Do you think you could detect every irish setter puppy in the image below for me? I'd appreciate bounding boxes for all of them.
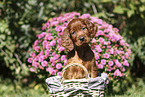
[61,18,98,79]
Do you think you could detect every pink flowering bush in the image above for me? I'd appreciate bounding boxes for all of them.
[28,12,131,83]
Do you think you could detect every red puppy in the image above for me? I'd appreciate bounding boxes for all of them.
[61,18,98,79]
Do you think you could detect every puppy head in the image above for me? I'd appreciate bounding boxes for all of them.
[61,18,98,51]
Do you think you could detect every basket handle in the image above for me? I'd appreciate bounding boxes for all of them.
[61,63,90,83]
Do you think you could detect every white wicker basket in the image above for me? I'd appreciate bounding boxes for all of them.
[46,63,107,97]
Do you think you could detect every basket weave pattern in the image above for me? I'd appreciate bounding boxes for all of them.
[46,63,107,97]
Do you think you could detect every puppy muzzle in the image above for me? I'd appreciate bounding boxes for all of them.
[79,36,85,42]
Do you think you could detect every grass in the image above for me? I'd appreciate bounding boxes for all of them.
[0,76,144,97]
[112,77,145,97]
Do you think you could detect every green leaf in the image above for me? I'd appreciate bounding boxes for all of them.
[113,6,125,14]
[139,5,145,12]
[129,3,136,10]
[0,34,6,40]
[127,10,134,18]
[101,0,111,3]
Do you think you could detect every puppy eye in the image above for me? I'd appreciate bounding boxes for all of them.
[72,32,75,34]
[82,27,86,30]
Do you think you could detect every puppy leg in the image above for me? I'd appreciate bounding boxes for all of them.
[83,59,97,78]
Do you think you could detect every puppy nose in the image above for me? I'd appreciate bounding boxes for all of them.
[79,36,85,41]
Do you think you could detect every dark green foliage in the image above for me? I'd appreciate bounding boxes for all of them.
[0,0,145,95]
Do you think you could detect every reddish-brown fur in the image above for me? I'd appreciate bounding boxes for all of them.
[61,18,98,79]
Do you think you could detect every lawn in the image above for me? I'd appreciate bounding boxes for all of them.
[0,77,144,97]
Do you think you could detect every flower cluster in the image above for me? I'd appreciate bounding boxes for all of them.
[28,12,131,83]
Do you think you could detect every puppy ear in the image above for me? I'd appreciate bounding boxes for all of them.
[83,19,98,38]
[61,28,74,51]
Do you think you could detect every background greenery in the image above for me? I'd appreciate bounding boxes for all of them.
[0,0,145,96]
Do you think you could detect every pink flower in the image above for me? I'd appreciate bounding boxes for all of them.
[62,23,68,27]
[57,72,61,76]
[57,59,61,62]
[41,61,48,67]
[34,46,40,52]
[52,52,56,56]
[114,69,121,76]
[64,60,67,66]
[95,54,99,60]
[127,49,131,54]
[34,40,39,46]
[123,60,129,67]
[98,64,103,69]
[90,17,98,23]
[58,47,65,51]
[42,40,47,48]
[39,55,45,62]
[48,67,56,75]
[113,28,119,32]
[81,14,91,19]
[106,80,109,84]
[121,56,125,60]
[45,50,50,55]
[47,29,50,32]
[44,33,51,40]
[61,55,66,61]
[101,59,106,65]
[30,52,36,58]
[50,57,55,63]
[53,54,59,60]
[99,37,105,43]
[106,68,111,72]
[60,18,67,23]
[107,46,111,49]
[46,44,50,49]
[56,63,62,69]
[32,62,39,68]
[115,60,122,67]
[37,32,46,39]
[51,70,57,75]
[92,38,97,43]
[97,48,102,52]
[120,40,125,46]
[48,36,54,40]
[50,40,56,46]
[97,30,104,35]
[39,51,44,55]
[95,45,100,49]
[104,53,110,59]
[108,61,113,66]
[28,58,33,63]
[125,43,130,47]
[57,39,61,44]
[96,61,98,65]
[104,29,109,33]
[46,67,49,72]
[109,48,114,54]
[42,22,49,30]
[96,19,103,24]
[34,56,39,62]
[30,68,36,72]
[47,67,53,72]
[58,32,63,36]
[51,62,56,66]
[107,41,111,45]
[55,25,62,32]
[121,67,125,72]
[51,21,59,27]
[125,52,129,58]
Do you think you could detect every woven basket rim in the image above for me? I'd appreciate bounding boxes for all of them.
[61,63,90,83]
[63,78,90,82]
